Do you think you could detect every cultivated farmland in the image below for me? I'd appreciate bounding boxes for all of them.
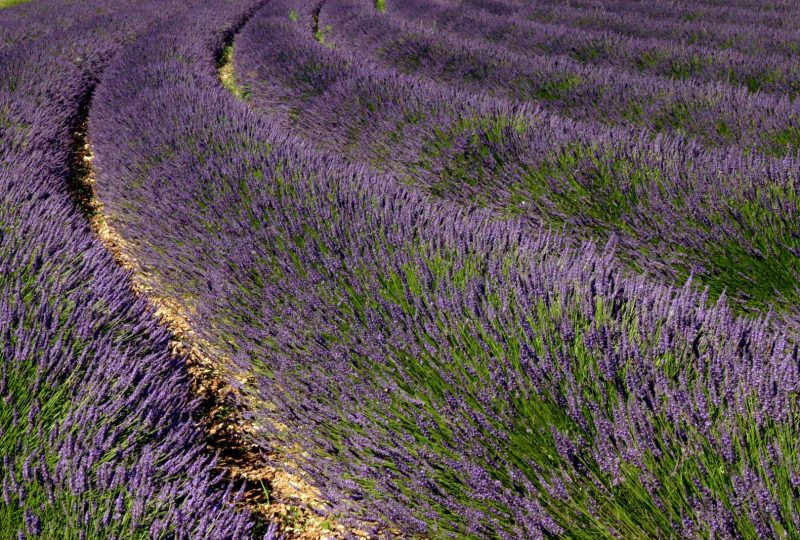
[3,0,800,539]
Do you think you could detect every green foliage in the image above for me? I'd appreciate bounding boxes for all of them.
[315,23,334,45]
[218,45,249,99]
[0,0,29,8]
[516,144,800,313]
[763,125,800,157]
[636,49,670,71]
[570,40,606,62]
[530,74,585,101]
[0,254,181,538]
[651,100,694,136]
[410,113,527,197]
[413,123,800,315]
[668,54,707,80]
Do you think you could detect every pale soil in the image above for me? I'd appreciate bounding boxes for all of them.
[73,123,369,539]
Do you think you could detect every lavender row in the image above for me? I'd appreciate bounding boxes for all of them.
[454,0,800,39]
[89,0,800,536]
[0,0,265,537]
[235,0,800,318]
[318,0,800,157]
[527,0,800,31]
[471,0,800,24]
[387,0,800,98]
[523,1,800,59]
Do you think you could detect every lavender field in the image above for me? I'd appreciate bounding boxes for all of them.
[2,0,800,538]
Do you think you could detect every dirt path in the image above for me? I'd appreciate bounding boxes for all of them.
[70,114,358,540]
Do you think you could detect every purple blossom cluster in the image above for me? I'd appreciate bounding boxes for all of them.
[233,0,800,317]
[0,0,270,537]
[523,0,800,59]
[313,0,800,156]
[389,0,800,97]
[85,0,800,538]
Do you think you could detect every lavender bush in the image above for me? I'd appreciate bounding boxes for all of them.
[523,0,800,59]
[232,2,800,318]
[387,0,800,97]
[0,0,266,537]
[313,0,800,157]
[86,0,800,537]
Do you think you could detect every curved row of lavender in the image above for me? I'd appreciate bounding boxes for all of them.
[0,1,267,537]
[523,0,800,36]
[538,0,798,27]
[539,0,799,28]
[90,0,800,537]
[313,0,800,157]
[522,0,800,59]
[233,0,800,318]
[388,0,800,97]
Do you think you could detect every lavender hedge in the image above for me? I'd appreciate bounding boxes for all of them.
[386,0,800,98]
[526,0,800,32]
[233,2,800,318]
[523,0,800,59]
[0,1,264,537]
[314,0,800,157]
[88,0,800,537]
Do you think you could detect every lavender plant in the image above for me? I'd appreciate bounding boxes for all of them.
[0,0,268,537]
[387,0,800,98]
[87,0,800,537]
[314,0,800,157]
[232,3,800,318]
[525,0,800,31]
[523,0,800,59]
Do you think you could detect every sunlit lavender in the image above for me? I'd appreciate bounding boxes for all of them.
[3,0,800,538]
